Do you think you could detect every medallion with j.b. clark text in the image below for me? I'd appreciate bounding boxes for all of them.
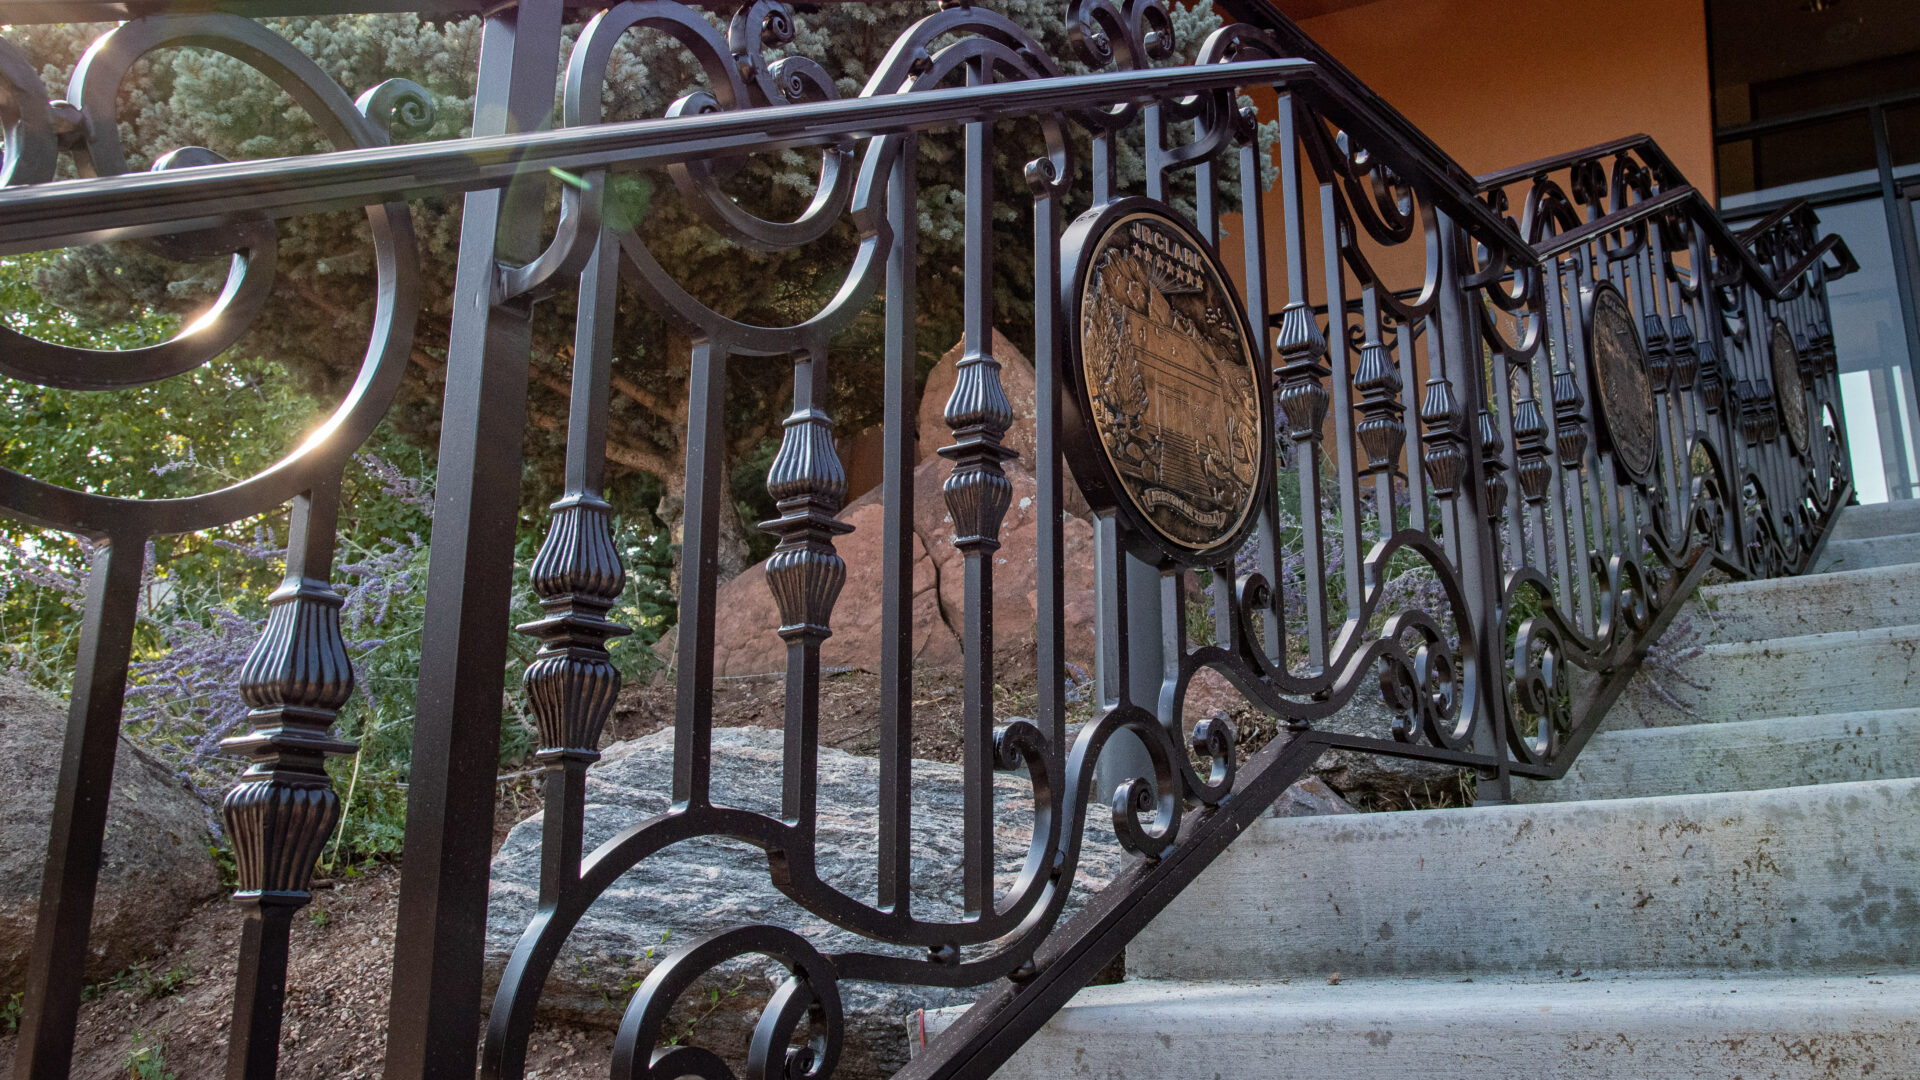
[1586,282,1658,484]
[1771,318,1810,456]
[1061,199,1272,566]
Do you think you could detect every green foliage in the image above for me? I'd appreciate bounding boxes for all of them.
[0,254,677,870]
[83,961,195,1004]
[124,1031,175,1080]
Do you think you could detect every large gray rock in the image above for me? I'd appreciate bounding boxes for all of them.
[485,727,1354,1076]
[1306,695,1469,810]
[0,678,221,993]
[485,727,1126,1079]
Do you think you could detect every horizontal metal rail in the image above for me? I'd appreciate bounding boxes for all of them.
[0,56,1530,255]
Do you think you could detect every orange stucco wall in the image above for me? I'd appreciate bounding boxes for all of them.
[1288,0,1715,188]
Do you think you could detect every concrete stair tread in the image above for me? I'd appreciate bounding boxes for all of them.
[936,972,1920,1079]
[1813,532,1920,573]
[1696,619,1920,653]
[1691,559,1920,642]
[1830,499,1920,541]
[1126,777,1920,983]
[1612,622,1920,728]
[1515,708,1920,803]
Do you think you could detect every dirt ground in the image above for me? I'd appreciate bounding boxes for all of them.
[0,864,618,1080]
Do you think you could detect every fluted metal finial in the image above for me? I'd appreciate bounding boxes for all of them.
[1419,376,1466,496]
[1551,366,1588,467]
[1511,396,1550,503]
[520,492,631,761]
[1275,302,1331,442]
[1698,336,1726,413]
[224,572,357,896]
[1478,407,1508,521]
[764,361,853,641]
[940,340,1016,552]
[1669,314,1699,390]
[1353,339,1405,474]
[1641,313,1673,393]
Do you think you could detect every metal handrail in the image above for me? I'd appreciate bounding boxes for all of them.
[0,56,1523,255]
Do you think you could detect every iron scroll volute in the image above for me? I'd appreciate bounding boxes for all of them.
[1058,197,1275,568]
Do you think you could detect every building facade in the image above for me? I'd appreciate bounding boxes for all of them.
[1277,0,1920,503]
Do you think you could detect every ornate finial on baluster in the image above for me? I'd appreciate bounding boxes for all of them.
[520,493,632,762]
[1511,396,1550,504]
[1353,339,1404,475]
[1275,302,1331,443]
[1551,366,1588,468]
[1810,302,1837,373]
[940,338,1016,555]
[1737,379,1762,445]
[1478,408,1508,521]
[764,367,854,642]
[1669,314,1699,390]
[1755,378,1780,444]
[1419,376,1466,496]
[1698,336,1726,413]
[223,575,357,902]
[1641,313,1673,393]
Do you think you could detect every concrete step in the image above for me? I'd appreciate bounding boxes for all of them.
[1513,709,1920,802]
[1689,560,1920,643]
[1814,532,1920,573]
[931,972,1920,1080]
[1608,622,1920,729]
[1124,777,1919,983]
[1831,498,1920,541]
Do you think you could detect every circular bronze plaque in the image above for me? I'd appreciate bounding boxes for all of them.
[1586,282,1658,484]
[1771,318,1809,456]
[1061,199,1271,565]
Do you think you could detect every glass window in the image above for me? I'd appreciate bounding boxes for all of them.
[1821,197,1920,503]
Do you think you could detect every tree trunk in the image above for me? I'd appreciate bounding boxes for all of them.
[656,467,752,596]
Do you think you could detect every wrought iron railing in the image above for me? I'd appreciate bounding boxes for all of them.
[0,2,1855,1079]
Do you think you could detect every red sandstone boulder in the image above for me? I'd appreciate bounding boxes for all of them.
[703,456,1097,679]
[697,330,1103,680]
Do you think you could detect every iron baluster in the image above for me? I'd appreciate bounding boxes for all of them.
[877,130,919,917]
[1030,155,1070,775]
[763,344,852,829]
[384,5,562,1076]
[521,231,632,904]
[223,478,358,1080]
[14,538,145,1080]
[945,54,1016,918]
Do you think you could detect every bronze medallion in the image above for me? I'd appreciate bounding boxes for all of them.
[1771,318,1809,456]
[1062,200,1270,563]
[1587,282,1658,484]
